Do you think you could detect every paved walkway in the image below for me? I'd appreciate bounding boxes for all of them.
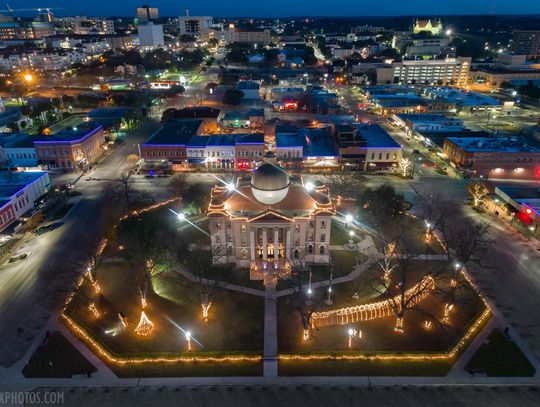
[448,317,497,377]
[263,282,278,377]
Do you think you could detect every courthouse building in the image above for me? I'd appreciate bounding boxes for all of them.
[207,152,335,280]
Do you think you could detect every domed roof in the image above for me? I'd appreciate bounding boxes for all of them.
[250,163,290,205]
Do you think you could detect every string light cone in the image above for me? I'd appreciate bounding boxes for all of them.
[135,311,155,336]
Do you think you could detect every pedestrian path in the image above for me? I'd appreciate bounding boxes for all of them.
[263,282,278,377]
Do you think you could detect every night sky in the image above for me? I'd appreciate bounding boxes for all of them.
[11,0,540,17]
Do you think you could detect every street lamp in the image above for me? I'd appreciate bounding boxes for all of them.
[348,328,355,348]
[177,212,186,221]
[304,181,314,192]
[185,330,192,351]
[226,182,235,192]
[23,73,33,83]
[306,270,313,304]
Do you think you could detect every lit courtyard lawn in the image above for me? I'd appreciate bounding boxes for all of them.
[67,261,264,351]
[64,202,265,376]
[277,261,485,355]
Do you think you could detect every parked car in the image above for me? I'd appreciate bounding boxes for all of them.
[34,222,64,236]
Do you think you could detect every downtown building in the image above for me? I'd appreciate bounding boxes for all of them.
[34,123,106,171]
[140,119,264,171]
[138,22,164,50]
[136,5,159,23]
[0,171,51,233]
[443,137,540,180]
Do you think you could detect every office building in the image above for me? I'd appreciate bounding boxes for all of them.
[512,30,540,57]
[138,22,164,49]
[136,5,159,23]
[178,15,213,36]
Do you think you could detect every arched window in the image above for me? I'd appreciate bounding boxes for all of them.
[308,244,313,254]
[319,245,325,255]
[227,245,233,256]
[293,249,299,259]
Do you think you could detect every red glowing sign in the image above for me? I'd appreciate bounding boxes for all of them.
[236,160,250,170]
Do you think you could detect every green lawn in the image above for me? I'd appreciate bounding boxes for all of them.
[111,361,262,378]
[331,218,365,246]
[465,329,536,377]
[22,331,96,378]
[279,358,453,376]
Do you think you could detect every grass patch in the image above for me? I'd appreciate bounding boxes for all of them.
[279,358,453,376]
[50,203,75,220]
[331,218,364,246]
[110,361,262,378]
[465,329,536,377]
[22,331,96,378]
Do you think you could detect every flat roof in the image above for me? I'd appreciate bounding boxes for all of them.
[32,123,103,144]
[356,124,402,148]
[235,133,264,144]
[496,186,540,216]
[207,134,236,147]
[87,107,133,118]
[397,113,461,122]
[143,120,202,146]
[446,137,539,153]
[237,81,260,90]
[424,87,500,106]
[0,171,48,198]
[176,107,220,119]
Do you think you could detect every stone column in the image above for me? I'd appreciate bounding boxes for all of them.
[274,228,279,262]
[250,228,256,261]
[286,228,292,260]
[262,228,268,261]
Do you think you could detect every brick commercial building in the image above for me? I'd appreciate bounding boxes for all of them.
[141,119,264,171]
[141,120,204,169]
[443,137,540,180]
[34,123,106,171]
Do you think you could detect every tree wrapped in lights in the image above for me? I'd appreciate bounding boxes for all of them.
[467,182,489,208]
[366,231,439,335]
[399,157,412,177]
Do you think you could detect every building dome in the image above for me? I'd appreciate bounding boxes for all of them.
[250,163,290,205]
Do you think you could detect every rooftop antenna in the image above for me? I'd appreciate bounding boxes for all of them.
[185,9,189,17]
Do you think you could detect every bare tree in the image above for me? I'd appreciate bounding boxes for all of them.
[366,233,442,334]
[325,172,364,199]
[169,173,188,198]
